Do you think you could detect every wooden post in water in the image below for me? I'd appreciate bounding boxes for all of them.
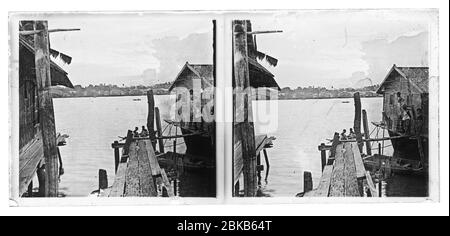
[147,90,156,150]
[27,181,33,197]
[233,20,257,197]
[378,143,382,155]
[113,141,120,173]
[329,132,340,164]
[34,21,59,197]
[155,107,165,153]
[362,110,372,155]
[99,169,108,190]
[37,164,46,197]
[353,92,363,153]
[320,143,327,171]
[304,171,313,193]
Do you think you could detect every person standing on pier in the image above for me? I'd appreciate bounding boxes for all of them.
[348,128,356,139]
[140,126,149,137]
[341,129,348,140]
[133,127,140,137]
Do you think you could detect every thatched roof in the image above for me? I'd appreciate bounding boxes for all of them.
[19,35,74,88]
[377,65,428,94]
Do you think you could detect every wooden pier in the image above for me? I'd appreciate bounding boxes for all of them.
[305,141,377,197]
[109,136,174,197]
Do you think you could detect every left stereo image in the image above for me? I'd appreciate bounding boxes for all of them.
[12,14,216,199]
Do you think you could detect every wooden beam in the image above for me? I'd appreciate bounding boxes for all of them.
[314,165,334,197]
[155,107,165,153]
[362,110,372,155]
[330,132,340,158]
[320,143,327,171]
[247,30,283,35]
[113,141,120,173]
[353,92,363,153]
[136,140,157,197]
[109,162,127,197]
[20,28,80,35]
[144,140,161,176]
[343,143,360,197]
[124,142,140,197]
[329,144,345,197]
[303,171,313,193]
[233,20,257,197]
[34,21,59,197]
[161,169,175,197]
[351,143,367,180]
[365,171,378,197]
[147,90,156,149]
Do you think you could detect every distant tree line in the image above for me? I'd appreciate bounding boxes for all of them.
[50,82,172,98]
[51,82,380,99]
[278,84,381,100]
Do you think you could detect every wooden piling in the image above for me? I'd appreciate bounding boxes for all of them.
[320,143,327,171]
[353,92,363,153]
[378,143,382,155]
[34,21,59,197]
[99,169,108,190]
[330,132,340,161]
[155,107,165,153]
[234,181,240,197]
[263,149,270,181]
[362,109,372,155]
[233,20,257,197]
[304,171,313,193]
[114,141,120,173]
[147,90,156,149]
[27,181,33,197]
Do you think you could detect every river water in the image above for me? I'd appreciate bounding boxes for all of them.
[52,96,424,197]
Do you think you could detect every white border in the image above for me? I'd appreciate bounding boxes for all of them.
[2,0,449,216]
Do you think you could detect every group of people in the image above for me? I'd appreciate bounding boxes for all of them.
[340,128,357,140]
[133,126,149,138]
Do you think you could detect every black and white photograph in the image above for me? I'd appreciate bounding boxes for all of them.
[11,13,217,199]
[3,0,448,217]
[232,10,439,198]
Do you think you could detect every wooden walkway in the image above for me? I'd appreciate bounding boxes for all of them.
[109,139,174,197]
[305,142,377,197]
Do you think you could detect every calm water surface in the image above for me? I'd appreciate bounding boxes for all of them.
[53,95,188,197]
[252,97,399,197]
[52,96,422,197]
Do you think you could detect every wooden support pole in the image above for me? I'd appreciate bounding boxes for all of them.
[233,20,257,197]
[330,132,340,159]
[99,169,108,190]
[378,143,382,155]
[304,171,313,193]
[147,90,156,149]
[378,181,383,197]
[155,107,165,153]
[256,153,262,185]
[34,21,59,197]
[122,130,133,160]
[362,110,372,155]
[234,181,240,197]
[27,181,33,197]
[263,149,270,181]
[113,141,120,173]
[353,92,363,153]
[411,107,426,166]
[320,143,327,171]
[36,165,46,197]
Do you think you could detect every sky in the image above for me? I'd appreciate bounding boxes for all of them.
[45,10,437,88]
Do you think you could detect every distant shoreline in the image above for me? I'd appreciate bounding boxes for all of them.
[54,94,381,100]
